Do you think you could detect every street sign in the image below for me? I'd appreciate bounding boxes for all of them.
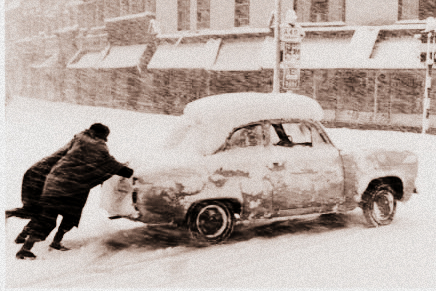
[280,25,304,43]
[277,9,305,92]
[281,22,304,91]
[283,66,300,89]
[282,42,301,66]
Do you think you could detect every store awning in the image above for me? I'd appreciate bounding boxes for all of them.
[211,38,265,71]
[263,34,425,70]
[301,37,353,69]
[147,39,221,70]
[30,53,59,69]
[363,37,424,69]
[67,50,106,69]
[98,44,148,69]
[262,36,354,70]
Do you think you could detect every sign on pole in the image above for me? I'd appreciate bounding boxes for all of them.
[283,67,300,89]
[280,10,304,91]
[283,42,301,65]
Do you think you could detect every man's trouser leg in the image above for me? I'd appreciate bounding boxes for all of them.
[50,216,75,251]
[16,208,58,259]
[15,222,31,244]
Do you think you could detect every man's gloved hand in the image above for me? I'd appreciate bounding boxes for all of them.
[117,166,134,178]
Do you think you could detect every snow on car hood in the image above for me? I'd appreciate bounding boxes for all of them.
[130,116,226,174]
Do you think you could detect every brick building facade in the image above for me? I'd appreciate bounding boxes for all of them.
[5,0,436,132]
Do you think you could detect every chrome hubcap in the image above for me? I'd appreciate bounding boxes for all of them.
[373,191,394,221]
[196,205,228,238]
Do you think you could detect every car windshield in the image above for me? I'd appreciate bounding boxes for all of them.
[163,118,225,156]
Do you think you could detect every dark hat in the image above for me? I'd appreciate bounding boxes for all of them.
[89,123,110,141]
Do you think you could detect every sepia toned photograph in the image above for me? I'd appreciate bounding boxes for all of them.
[3,0,436,289]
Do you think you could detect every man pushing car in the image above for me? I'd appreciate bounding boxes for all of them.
[6,123,134,260]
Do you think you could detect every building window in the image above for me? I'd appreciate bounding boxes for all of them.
[81,2,96,28]
[420,0,436,19]
[178,0,190,31]
[96,0,105,26]
[144,0,156,13]
[121,0,129,16]
[295,0,344,22]
[311,0,328,22]
[197,0,210,29]
[399,0,436,20]
[105,0,120,18]
[129,0,142,14]
[68,6,79,26]
[235,0,249,27]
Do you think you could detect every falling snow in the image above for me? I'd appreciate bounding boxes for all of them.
[3,96,436,289]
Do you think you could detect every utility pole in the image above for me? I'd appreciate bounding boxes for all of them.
[423,31,432,134]
[421,17,436,134]
[273,0,281,93]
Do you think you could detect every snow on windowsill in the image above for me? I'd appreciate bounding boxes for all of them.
[90,25,106,31]
[300,21,346,27]
[42,34,58,40]
[157,27,272,40]
[104,11,155,23]
[54,25,79,34]
[379,22,426,31]
[14,37,35,44]
[85,32,107,39]
[303,23,427,34]
[395,19,426,25]
[14,34,49,43]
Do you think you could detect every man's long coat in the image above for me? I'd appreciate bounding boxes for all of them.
[20,144,72,213]
[40,130,125,227]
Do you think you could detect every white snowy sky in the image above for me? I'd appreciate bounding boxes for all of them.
[2,96,436,290]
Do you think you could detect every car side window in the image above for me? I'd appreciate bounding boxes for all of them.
[226,124,264,150]
[270,122,325,147]
[282,123,311,145]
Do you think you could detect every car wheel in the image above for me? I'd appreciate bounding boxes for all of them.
[362,185,397,227]
[188,201,234,243]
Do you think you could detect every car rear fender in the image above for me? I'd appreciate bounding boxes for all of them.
[341,149,418,206]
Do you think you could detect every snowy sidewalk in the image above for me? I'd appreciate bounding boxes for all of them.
[4,96,436,289]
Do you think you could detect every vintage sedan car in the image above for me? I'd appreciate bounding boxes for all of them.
[101,92,419,243]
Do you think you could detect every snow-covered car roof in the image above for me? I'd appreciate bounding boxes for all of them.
[183,92,324,128]
[163,92,325,156]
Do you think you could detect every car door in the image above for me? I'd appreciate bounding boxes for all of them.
[265,120,344,215]
[206,122,274,220]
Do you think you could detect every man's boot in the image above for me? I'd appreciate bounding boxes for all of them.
[49,229,70,251]
[16,236,38,260]
[15,227,29,244]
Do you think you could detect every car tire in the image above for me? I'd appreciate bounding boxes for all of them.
[188,201,234,244]
[362,184,397,227]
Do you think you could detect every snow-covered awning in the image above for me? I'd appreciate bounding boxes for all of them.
[67,50,106,69]
[104,11,155,23]
[301,37,353,69]
[211,38,266,71]
[262,36,354,70]
[147,39,221,70]
[30,53,59,69]
[98,44,148,69]
[363,36,425,69]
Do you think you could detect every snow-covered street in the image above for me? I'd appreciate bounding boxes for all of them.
[3,96,436,289]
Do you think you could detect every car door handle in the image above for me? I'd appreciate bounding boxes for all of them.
[268,162,285,171]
